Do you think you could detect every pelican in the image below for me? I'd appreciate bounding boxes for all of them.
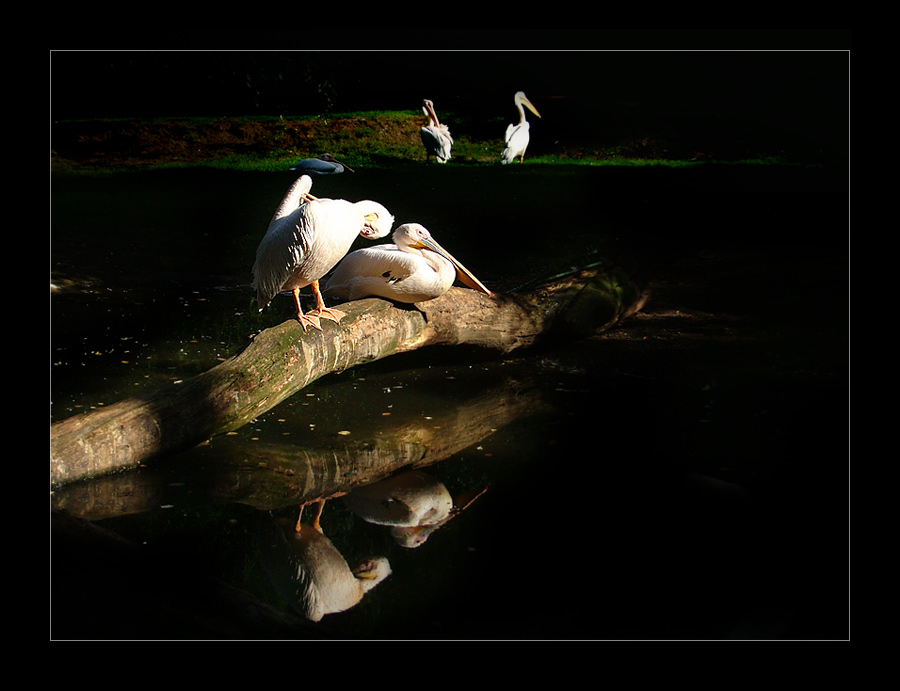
[289,153,354,174]
[420,99,453,163]
[262,500,392,622]
[324,223,491,303]
[501,91,542,164]
[343,471,488,548]
[252,175,394,330]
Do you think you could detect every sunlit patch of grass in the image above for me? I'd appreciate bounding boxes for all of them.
[53,111,822,173]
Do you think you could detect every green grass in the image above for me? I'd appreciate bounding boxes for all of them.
[53,110,823,174]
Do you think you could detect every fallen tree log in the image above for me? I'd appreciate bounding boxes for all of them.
[50,263,648,488]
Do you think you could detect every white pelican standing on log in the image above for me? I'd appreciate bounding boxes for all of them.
[324,223,491,303]
[501,91,542,164]
[252,175,394,330]
[420,99,453,163]
[289,153,354,174]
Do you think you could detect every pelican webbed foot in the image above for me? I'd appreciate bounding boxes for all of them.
[308,306,348,324]
[292,287,323,331]
[309,280,347,324]
[296,313,323,331]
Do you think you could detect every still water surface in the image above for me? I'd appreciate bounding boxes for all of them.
[51,165,844,639]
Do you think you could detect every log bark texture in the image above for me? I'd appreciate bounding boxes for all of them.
[50,265,647,488]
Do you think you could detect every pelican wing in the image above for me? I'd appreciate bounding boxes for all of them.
[502,123,531,163]
[251,204,314,310]
[270,175,313,224]
[420,125,453,162]
[325,245,424,301]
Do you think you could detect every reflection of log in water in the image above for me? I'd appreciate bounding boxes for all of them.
[50,265,647,487]
[51,376,545,520]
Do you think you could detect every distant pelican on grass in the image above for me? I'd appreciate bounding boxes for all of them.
[420,99,453,163]
[501,91,542,164]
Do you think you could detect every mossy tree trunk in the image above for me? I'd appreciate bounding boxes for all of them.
[50,265,647,488]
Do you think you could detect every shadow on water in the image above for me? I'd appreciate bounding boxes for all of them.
[50,165,848,640]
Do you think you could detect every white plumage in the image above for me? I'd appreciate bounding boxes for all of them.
[501,91,542,164]
[251,175,394,330]
[269,501,392,622]
[420,99,453,163]
[343,471,489,548]
[324,223,491,303]
[343,470,454,548]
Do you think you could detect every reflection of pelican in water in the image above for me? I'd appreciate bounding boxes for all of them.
[263,500,392,622]
[343,470,487,548]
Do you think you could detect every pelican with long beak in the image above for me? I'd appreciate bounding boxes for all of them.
[501,91,542,164]
[324,223,491,303]
[420,99,453,163]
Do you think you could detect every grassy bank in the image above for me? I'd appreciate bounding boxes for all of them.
[50,110,827,173]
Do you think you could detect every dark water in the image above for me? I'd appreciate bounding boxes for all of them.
[50,164,849,640]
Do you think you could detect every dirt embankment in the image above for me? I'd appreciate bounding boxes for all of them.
[51,111,835,171]
[50,115,421,170]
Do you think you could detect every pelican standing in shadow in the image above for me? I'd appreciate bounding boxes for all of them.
[264,500,392,622]
[252,175,394,330]
[289,153,354,174]
[343,471,488,548]
[501,91,542,164]
[420,99,453,163]
[324,223,491,303]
